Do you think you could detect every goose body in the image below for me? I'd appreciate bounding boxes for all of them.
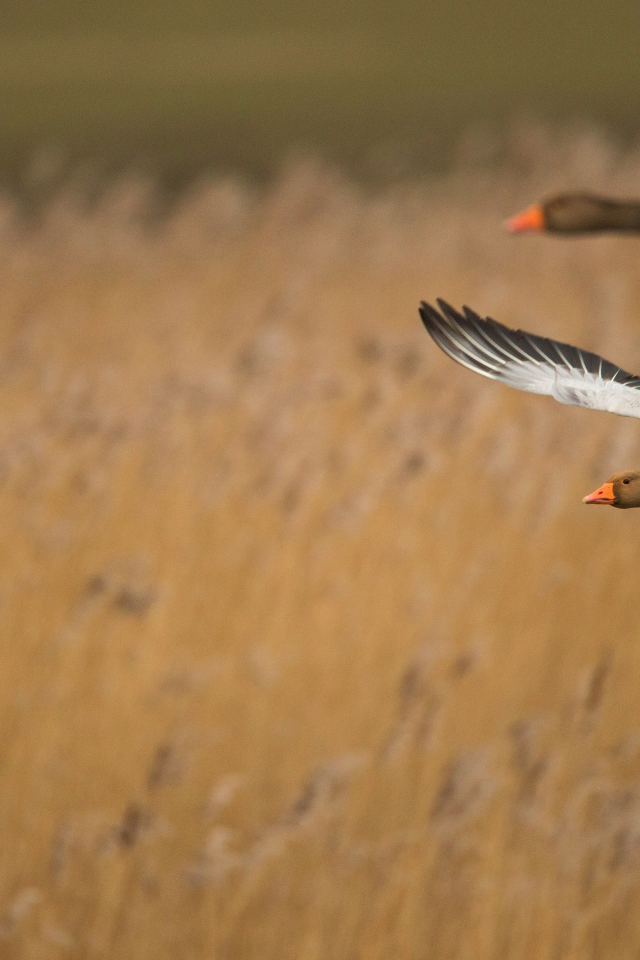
[419,299,640,507]
[506,193,640,234]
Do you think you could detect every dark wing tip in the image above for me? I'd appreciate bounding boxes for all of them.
[419,299,473,343]
[462,304,484,325]
[436,298,459,319]
[419,300,443,332]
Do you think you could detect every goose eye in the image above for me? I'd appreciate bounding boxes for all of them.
[623,478,631,484]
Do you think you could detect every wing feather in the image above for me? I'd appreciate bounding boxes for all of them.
[419,300,640,420]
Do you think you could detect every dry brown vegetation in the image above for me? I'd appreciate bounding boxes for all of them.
[3,128,640,959]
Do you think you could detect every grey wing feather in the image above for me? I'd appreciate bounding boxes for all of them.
[419,299,640,420]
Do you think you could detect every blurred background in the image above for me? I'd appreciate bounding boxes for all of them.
[2,0,640,191]
[3,3,640,960]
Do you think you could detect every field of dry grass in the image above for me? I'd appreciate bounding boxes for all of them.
[2,129,640,959]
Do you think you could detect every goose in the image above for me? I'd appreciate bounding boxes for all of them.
[505,193,640,234]
[419,299,640,507]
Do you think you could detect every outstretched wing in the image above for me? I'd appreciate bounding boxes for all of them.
[419,299,640,420]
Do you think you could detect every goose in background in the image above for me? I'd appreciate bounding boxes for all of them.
[419,299,640,508]
[506,193,640,234]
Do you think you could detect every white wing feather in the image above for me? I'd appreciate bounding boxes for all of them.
[419,300,640,421]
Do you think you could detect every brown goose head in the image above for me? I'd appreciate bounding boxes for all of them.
[583,471,640,508]
[506,193,640,234]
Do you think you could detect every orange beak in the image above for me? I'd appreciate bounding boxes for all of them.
[582,481,616,505]
[504,204,546,233]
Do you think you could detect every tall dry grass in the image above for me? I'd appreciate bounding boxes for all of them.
[2,128,640,959]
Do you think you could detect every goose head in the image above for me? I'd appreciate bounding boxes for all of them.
[583,471,640,508]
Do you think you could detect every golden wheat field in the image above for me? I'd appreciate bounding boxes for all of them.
[3,129,640,959]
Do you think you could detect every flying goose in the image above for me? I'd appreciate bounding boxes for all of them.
[506,193,640,234]
[419,299,640,507]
